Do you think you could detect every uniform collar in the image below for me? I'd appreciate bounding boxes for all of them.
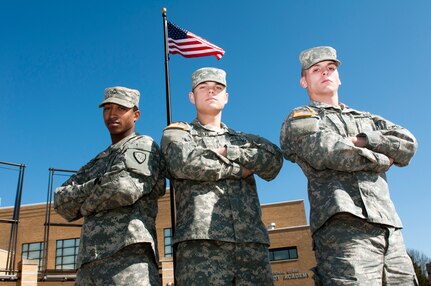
[192,118,229,134]
[95,132,137,159]
[111,132,137,149]
[309,100,350,111]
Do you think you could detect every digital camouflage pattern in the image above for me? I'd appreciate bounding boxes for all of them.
[280,100,418,234]
[280,99,418,284]
[299,46,341,70]
[313,213,417,285]
[75,243,160,286]
[161,118,283,245]
[54,133,166,269]
[191,67,227,89]
[175,240,273,286]
[99,86,140,108]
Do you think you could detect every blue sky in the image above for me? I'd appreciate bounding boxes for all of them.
[1,0,430,258]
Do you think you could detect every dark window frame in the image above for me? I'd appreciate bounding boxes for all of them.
[164,228,173,257]
[269,246,298,261]
[22,241,45,271]
[55,238,80,270]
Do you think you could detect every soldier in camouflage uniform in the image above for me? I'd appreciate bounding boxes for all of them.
[54,86,165,286]
[280,46,418,285]
[161,67,283,285]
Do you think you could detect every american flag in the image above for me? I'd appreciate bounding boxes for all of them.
[167,21,225,60]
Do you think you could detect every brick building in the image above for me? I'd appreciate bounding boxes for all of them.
[0,190,315,286]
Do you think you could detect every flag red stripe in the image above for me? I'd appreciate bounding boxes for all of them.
[168,39,224,52]
[169,47,223,56]
[169,50,223,60]
[168,42,223,52]
[168,44,224,59]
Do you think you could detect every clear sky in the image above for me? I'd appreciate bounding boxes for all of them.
[1,0,430,258]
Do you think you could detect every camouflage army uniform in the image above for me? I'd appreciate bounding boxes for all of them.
[280,100,418,285]
[162,118,283,285]
[55,132,165,286]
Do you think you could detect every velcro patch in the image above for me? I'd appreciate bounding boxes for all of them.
[289,117,319,137]
[125,149,151,176]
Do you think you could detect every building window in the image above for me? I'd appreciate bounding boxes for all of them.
[22,242,45,271]
[55,238,80,270]
[164,228,172,257]
[269,247,298,261]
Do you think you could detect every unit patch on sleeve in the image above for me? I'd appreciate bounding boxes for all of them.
[125,149,151,176]
[133,151,147,164]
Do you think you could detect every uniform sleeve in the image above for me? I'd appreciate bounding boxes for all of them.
[280,111,392,173]
[54,171,94,222]
[225,133,283,181]
[358,115,418,167]
[79,140,166,216]
[161,128,242,181]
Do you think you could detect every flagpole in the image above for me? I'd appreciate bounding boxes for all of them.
[162,8,172,124]
[162,7,176,280]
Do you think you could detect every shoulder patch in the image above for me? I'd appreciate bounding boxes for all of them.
[164,122,190,131]
[290,107,317,119]
[124,148,151,176]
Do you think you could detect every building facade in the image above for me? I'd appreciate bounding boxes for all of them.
[0,190,315,286]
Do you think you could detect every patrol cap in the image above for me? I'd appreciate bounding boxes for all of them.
[299,46,341,70]
[192,67,227,90]
[99,86,140,109]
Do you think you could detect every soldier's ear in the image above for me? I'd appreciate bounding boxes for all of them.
[189,91,196,105]
[133,110,141,122]
[300,77,307,89]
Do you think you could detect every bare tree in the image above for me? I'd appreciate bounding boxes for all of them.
[408,248,430,285]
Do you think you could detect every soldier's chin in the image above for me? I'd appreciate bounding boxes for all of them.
[107,126,123,134]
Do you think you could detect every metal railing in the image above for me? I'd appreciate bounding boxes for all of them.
[40,168,78,280]
[0,160,26,280]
